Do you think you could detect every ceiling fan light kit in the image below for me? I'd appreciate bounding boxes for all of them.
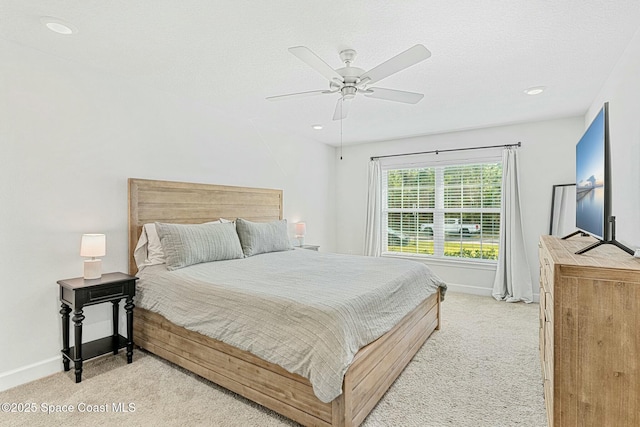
[267,44,431,120]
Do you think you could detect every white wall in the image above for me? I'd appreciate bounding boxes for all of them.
[335,117,584,296]
[587,27,640,249]
[0,40,336,390]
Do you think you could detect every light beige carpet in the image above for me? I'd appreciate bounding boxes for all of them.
[0,292,546,427]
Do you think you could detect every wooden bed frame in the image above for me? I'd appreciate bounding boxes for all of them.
[128,178,441,427]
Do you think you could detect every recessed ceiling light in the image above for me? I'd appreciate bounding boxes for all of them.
[40,17,77,35]
[524,86,545,95]
[312,125,323,130]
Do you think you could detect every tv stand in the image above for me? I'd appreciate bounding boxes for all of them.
[568,216,634,255]
[575,238,634,255]
[539,235,640,427]
[561,230,589,239]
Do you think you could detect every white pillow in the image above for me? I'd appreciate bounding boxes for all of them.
[133,223,165,269]
[134,219,229,269]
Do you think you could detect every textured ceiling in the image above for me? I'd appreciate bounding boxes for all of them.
[2,1,640,145]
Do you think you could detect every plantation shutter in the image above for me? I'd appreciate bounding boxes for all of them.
[381,151,502,261]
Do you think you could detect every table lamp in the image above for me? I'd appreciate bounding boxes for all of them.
[81,234,106,279]
[295,222,306,247]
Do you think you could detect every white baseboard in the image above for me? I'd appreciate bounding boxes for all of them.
[0,356,60,392]
[446,283,493,296]
[446,283,540,303]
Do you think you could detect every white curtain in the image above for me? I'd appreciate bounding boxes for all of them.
[364,160,382,256]
[492,148,533,303]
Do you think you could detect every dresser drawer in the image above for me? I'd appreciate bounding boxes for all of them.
[538,243,554,294]
[539,288,545,325]
[544,321,553,379]
[544,378,554,427]
[539,319,545,377]
[544,291,553,323]
[541,260,553,294]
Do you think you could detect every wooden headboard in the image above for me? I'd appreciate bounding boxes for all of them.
[128,178,283,275]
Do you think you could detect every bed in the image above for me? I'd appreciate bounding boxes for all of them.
[128,178,443,427]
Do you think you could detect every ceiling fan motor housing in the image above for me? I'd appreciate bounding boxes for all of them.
[331,65,366,91]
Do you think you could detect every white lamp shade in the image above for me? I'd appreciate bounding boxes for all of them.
[295,222,306,237]
[80,234,106,257]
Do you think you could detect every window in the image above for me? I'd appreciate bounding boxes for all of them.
[382,160,502,261]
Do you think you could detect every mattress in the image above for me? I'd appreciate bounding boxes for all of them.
[135,248,446,402]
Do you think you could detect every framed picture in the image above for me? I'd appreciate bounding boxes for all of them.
[549,183,576,236]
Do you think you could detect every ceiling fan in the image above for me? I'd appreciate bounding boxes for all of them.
[267,44,431,120]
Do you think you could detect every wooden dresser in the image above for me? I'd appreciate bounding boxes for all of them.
[538,235,640,427]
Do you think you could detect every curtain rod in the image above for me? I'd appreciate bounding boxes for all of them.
[370,141,521,161]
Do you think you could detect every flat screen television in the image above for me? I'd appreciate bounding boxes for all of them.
[575,103,610,241]
[571,102,633,255]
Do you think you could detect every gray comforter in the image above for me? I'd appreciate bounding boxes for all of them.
[135,249,446,403]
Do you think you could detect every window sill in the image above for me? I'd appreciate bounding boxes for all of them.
[381,252,498,271]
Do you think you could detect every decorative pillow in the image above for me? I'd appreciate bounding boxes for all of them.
[155,222,243,270]
[235,218,293,257]
[134,220,228,269]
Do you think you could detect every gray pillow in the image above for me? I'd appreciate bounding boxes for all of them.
[235,218,293,257]
[155,222,243,270]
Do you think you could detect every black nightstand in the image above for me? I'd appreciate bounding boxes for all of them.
[58,272,137,383]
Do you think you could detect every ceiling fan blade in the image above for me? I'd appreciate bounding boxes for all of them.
[364,87,424,104]
[333,97,352,120]
[266,89,334,101]
[360,44,431,86]
[288,46,345,84]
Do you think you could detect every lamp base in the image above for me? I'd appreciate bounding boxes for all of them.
[297,237,305,247]
[84,259,102,280]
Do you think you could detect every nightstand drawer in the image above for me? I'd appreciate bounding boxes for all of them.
[88,283,125,303]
